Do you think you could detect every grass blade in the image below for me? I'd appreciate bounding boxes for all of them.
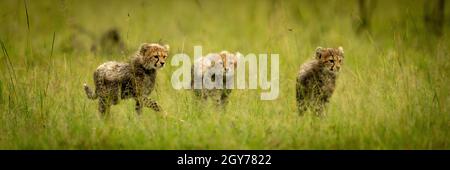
[0,38,17,94]
[50,31,55,58]
[24,0,30,32]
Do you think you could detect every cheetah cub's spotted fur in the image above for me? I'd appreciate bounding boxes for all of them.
[191,51,240,105]
[84,43,170,116]
[296,47,344,116]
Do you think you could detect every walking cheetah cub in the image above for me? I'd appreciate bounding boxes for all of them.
[296,46,344,116]
[84,43,170,116]
[191,51,240,105]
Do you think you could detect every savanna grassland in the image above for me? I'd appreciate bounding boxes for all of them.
[0,0,449,149]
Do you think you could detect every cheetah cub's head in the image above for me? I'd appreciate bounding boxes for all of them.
[204,51,240,75]
[315,46,344,73]
[138,43,170,70]
[218,51,240,74]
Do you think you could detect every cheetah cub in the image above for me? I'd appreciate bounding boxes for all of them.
[191,51,240,105]
[84,43,170,116]
[296,47,344,116]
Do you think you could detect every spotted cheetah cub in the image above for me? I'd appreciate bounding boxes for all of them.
[296,47,344,116]
[191,51,240,105]
[84,43,170,116]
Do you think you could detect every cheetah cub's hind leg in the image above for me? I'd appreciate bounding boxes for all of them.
[98,97,111,116]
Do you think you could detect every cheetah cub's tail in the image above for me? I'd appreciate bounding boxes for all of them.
[83,83,98,99]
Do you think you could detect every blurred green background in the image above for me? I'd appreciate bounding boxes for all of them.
[0,0,448,149]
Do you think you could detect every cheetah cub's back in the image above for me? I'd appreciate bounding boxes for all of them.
[296,46,344,116]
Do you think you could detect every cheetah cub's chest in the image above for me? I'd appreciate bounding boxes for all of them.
[141,70,157,95]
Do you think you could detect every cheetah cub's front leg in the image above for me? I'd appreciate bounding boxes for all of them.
[134,97,164,115]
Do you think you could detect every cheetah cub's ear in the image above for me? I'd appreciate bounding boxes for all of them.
[338,46,344,56]
[139,43,151,55]
[164,44,170,51]
[315,46,324,59]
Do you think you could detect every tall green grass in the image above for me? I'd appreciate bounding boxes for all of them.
[0,0,448,149]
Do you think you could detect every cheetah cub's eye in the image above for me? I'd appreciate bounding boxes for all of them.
[329,59,334,63]
[153,55,159,59]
